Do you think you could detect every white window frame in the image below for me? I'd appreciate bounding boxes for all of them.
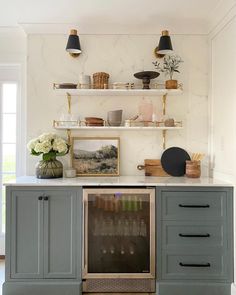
[0,64,26,253]
[0,64,26,176]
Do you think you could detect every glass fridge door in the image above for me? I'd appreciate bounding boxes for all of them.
[83,188,155,278]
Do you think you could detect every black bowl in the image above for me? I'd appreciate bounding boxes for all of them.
[134,71,160,89]
[134,71,160,80]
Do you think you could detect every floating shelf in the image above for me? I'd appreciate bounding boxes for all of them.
[53,85,184,149]
[53,88,183,97]
[53,125,183,131]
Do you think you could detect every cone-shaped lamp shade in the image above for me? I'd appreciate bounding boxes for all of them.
[66,29,81,55]
[157,30,173,55]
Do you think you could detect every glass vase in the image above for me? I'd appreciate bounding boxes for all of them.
[35,156,63,179]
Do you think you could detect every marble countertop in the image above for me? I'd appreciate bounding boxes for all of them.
[4,176,233,187]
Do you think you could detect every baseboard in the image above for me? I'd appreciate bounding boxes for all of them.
[157,282,231,295]
[231,283,236,295]
[3,281,81,295]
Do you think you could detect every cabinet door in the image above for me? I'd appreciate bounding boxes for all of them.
[43,189,77,278]
[10,190,43,279]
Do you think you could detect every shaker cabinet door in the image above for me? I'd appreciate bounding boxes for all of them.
[43,190,77,278]
[10,190,43,279]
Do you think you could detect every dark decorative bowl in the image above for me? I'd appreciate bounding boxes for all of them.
[134,71,160,89]
[53,83,77,89]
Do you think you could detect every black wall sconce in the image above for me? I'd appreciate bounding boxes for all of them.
[154,30,173,58]
[66,29,82,58]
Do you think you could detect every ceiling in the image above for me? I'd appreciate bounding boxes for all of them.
[0,0,232,34]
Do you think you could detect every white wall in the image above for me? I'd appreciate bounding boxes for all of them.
[26,34,209,176]
[0,28,26,63]
[211,17,236,182]
[209,5,236,289]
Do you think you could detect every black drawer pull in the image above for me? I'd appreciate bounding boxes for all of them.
[179,233,210,238]
[43,196,49,201]
[38,196,43,201]
[179,204,210,208]
[179,262,211,267]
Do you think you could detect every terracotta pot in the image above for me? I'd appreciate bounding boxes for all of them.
[165,79,178,89]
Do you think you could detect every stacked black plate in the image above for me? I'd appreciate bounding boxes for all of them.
[161,147,191,176]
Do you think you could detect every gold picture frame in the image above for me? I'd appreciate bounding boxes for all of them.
[71,137,120,176]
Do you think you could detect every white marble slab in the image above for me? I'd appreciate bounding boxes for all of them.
[27,34,209,177]
[4,176,233,187]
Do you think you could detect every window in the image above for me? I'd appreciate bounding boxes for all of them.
[0,65,24,253]
[1,83,17,233]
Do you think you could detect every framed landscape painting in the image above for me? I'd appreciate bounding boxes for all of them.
[71,137,120,176]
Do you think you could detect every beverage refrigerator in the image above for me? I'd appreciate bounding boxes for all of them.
[82,188,156,293]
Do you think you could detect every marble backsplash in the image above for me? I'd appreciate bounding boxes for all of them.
[27,34,209,176]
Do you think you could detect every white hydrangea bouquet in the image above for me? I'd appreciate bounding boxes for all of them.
[27,133,69,178]
[27,133,69,160]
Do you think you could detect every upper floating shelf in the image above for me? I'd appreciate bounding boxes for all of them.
[54,125,183,131]
[53,88,183,97]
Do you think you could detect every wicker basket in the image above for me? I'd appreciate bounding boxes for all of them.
[93,72,109,89]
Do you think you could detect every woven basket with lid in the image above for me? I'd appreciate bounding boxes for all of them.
[93,72,109,89]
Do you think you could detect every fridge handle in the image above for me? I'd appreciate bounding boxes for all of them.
[82,193,88,277]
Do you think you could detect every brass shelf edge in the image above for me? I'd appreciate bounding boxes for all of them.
[53,88,184,152]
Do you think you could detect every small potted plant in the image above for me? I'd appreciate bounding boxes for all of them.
[153,54,183,89]
[27,133,69,179]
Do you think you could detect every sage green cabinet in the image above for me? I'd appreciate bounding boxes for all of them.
[156,186,233,295]
[10,188,78,279]
[4,186,83,295]
[3,184,233,295]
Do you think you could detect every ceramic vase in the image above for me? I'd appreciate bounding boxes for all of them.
[107,110,123,126]
[78,74,91,89]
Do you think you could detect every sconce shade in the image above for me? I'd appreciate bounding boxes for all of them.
[66,29,81,54]
[157,30,173,54]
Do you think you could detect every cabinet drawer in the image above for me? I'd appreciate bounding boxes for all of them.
[162,221,224,248]
[161,191,226,220]
[162,253,227,280]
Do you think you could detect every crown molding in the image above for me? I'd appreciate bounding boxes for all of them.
[18,23,77,35]
[207,0,236,36]
[18,21,208,35]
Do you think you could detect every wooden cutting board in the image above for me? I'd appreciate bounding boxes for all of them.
[137,159,169,177]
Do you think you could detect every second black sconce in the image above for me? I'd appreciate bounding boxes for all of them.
[66,29,82,58]
[154,30,173,58]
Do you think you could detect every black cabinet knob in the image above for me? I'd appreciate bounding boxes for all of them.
[38,196,43,201]
[43,196,49,201]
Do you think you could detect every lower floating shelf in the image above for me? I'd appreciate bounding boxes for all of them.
[54,126,183,150]
[53,121,183,150]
